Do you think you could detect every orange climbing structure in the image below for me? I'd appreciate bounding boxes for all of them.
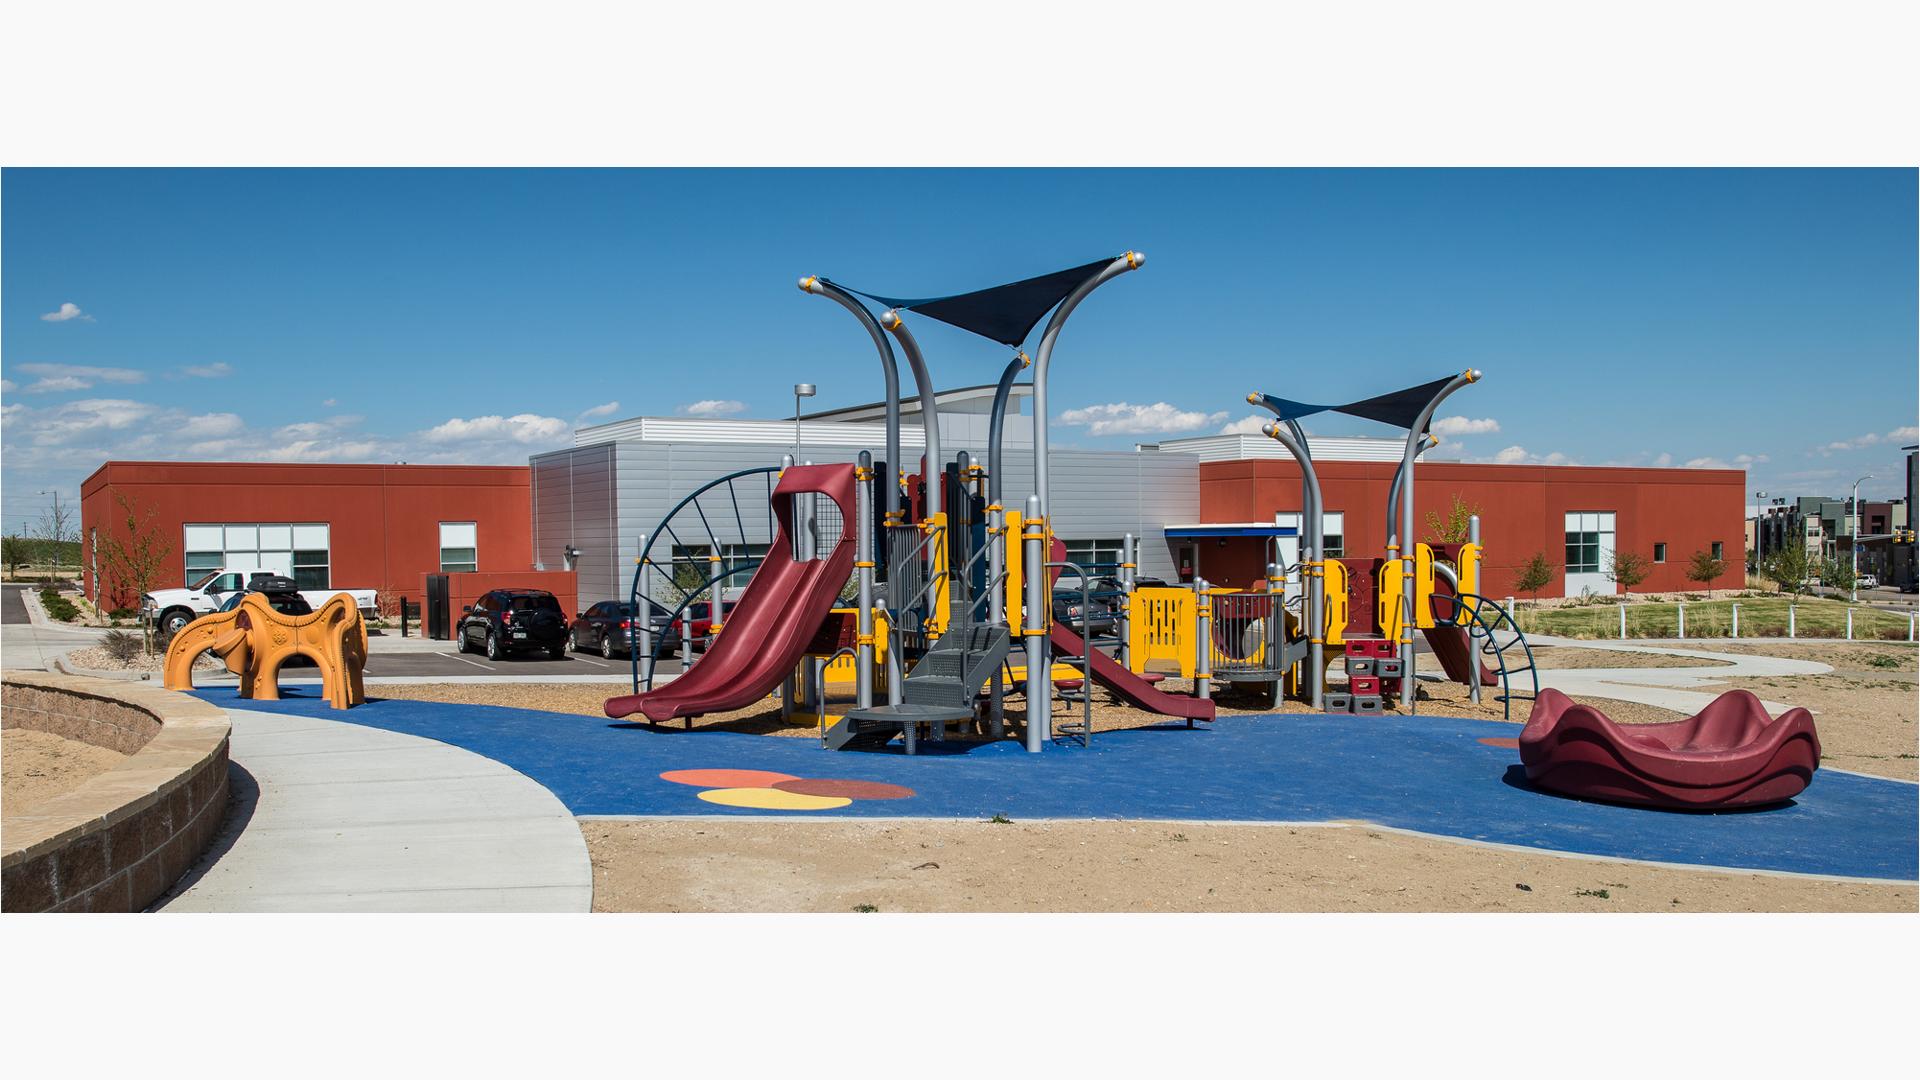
[163,593,368,709]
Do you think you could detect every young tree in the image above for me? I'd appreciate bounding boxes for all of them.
[2,536,27,579]
[98,491,175,655]
[1686,548,1727,598]
[1606,550,1650,595]
[1818,556,1855,595]
[1761,545,1812,596]
[1422,493,1482,546]
[1513,552,1554,603]
[32,493,77,578]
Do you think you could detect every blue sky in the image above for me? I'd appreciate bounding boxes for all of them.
[4,168,1915,532]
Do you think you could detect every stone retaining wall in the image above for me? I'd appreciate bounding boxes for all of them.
[2,674,231,912]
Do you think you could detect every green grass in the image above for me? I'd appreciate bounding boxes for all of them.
[1513,595,1914,640]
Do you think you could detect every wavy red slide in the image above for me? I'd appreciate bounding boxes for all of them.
[605,464,855,724]
[1048,622,1216,721]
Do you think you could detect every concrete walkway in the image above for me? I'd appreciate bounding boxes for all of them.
[156,706,591,912]
[0,583,106,671]
[1529,634,1832,715]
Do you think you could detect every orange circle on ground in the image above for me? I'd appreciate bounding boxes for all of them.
[660,768,800,789]
[1478,737,1520,749]
[773,778,917,801]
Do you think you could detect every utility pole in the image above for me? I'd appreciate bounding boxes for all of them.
[1851,474,1873,601]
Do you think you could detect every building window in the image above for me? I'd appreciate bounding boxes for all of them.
[439,522,478,574]
[1062,538,1124,575]
[184,522,328,585]
[1564,511,1615,574]
[293,550,330,590]
[1653,543,1667,563]
[1273,512,1345,558]
[1712,541,1724,561]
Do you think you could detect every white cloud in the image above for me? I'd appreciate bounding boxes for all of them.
[0,379,14,394]
[15,398,161,445]
[321,398,338,407]
[179,412,244,439]
[1482,444,1575,466]
[420,413,572,445]
[1217,414,1272,436]
[15,362,146,393]
[178,362,233,379]
[39,302,93,322]
[578,400,621,420]
[1058,402,1230,437]
[1429,415,1501,437]
[1651,452,1673,467]
[679,399,746,417]
[1815,425,1920,456]
[1684,452,1768,471]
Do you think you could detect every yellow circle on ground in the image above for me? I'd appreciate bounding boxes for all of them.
[697,787,853,811]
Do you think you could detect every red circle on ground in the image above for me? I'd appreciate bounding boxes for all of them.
[773,778,917,801]
[660,768,799,789]
[1478,737,1520,749]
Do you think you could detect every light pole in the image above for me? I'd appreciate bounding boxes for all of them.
[1752,490,1767,575]
[1851,474,1873,601]
[792,383,815,456]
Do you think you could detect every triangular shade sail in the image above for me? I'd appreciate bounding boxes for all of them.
[1256,375,1457,433]
[825,257,1117,347]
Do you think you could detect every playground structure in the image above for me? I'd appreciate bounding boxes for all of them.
[163,592,369,710]
[1520,687,1821,809]
[602,252,1545,751]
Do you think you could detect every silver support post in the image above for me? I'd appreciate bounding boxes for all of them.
[1789,603,1796,638]
[1119,533,1136,671]
[1392,372,1481,707]
[1196,576,1212,702]
[1678,602,1686,639]
[637,533,655,689]
[801,277,902,521]
[1260,418,1325,709]
[855,451,876,711]
[1847,606,1854,641]
[1022,495,1048,752]
[985,352,1025,739]
[1266,561,1286,703]
[1732,602,1740,639]
[880,310,942,552]
[1467,514,1481,705]
[1030,252,1144,539]
[777,454,794,709]
[1620,603,1627,640]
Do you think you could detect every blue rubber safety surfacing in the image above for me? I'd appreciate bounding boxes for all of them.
[195,689,1920,882]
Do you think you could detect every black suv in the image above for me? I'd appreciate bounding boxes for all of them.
[458,589,569,660]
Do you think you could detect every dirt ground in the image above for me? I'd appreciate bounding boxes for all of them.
[1525,645,1728,670]
[1708,640,1919,670]
[1,728,127,816]
[1691,673,1918,780]
[64,644,221,674]
[581,818,1914,913]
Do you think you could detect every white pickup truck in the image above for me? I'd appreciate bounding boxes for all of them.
[144,569,379,636]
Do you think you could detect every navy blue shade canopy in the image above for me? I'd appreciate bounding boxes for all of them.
[1256,375,1457,433]
[824,257,1118,347]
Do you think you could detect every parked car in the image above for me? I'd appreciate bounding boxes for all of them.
[668,599,737,643]
[1052,580,1119,636]
[145,566,377,637]
[1856,573,1879,589]
[568,600,674,659]
[214,575,314,619]
[457,589,569,660]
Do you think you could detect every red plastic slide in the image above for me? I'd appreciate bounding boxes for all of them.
[1048,622,1216,722]
[605,464,856,724]
[1422,624,1500,687]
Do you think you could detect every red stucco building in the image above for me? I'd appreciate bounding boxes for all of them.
[1196,459,1746,598]
[79,461,544,611]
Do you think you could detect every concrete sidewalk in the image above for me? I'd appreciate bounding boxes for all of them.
[156,706,592,912]
[1529,635,1831,715]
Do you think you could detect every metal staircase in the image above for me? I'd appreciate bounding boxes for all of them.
[826,620,1010,753]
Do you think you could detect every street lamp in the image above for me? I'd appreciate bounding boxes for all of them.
[793,383,816,455]
[1752,490,1767,573]
[1851,474,1873,601]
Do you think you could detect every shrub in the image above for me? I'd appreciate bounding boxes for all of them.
[38,587,80,622]
[101,629,143,662]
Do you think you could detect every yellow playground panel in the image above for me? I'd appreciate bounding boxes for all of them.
[1321,557,1349,646]
[163,592,368,709]
[1127,586,1196,678]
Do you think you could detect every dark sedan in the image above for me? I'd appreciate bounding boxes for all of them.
[568,600,674,659]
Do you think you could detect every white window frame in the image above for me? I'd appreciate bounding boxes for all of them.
[183,522,329,588]
[439,521,479,574]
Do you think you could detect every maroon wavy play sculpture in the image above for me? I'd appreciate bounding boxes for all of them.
[1517,688,1820,810]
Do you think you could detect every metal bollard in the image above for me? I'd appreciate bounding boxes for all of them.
[1731,602,1739,639]
[1677,603,1685,639]
[1619,604,1627,639]
[1789,604,1796,638]
[1847,607,1854,641]
[1909,612,1916,642]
